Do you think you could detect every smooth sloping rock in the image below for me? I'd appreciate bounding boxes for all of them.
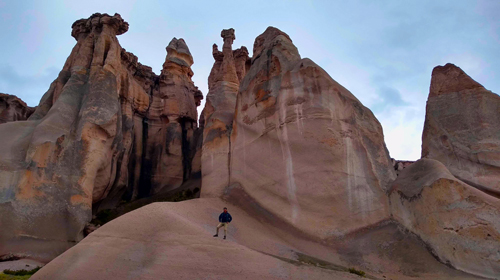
[200,29,250,195]
[390,158,500,279]
[422,63,500,196]
[30,199,361,280]
[201,27,396,238]
[0,93,35,123]
[32,198,484,280]
[0,13,202,261]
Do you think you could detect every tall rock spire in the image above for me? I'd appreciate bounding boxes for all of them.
[0,13,202,261]
[200,29,250,196]
[422,63,500,196]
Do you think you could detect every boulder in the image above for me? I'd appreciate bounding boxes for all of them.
[422,63,500,197]
[390,158,500,278]
[202,27,396,238]
[0,93,35,123]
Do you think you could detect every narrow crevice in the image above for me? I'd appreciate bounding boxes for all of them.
[454,175,500,199]
[180,118,192,182]
[227,123,233,188]
[137,116,152,198]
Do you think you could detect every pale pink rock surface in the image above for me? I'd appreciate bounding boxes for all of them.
[390,158,500,279]
[422,63,500,197]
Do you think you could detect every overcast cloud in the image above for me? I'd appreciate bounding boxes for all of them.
[0,0,498,160]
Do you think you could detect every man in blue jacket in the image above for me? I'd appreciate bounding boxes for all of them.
[213,207,232,239]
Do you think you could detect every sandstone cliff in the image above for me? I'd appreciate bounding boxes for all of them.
[202,27,396,239]
[0,13,202,261]
[422,63,500,197]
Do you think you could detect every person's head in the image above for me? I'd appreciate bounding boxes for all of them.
[223,207,227,213]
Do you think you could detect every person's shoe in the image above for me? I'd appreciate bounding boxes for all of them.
[213,234,218,237]
[223,236,226,240]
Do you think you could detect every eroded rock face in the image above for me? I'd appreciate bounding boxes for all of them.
[201,27,396,239]
[389,159,500,278]
[0,13,202,261]
[0,93,35,123]
[422,63,500,197]
[200,29,250,195]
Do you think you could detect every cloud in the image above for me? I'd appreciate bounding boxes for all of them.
[369,86,409,114]
[0,64,58,106]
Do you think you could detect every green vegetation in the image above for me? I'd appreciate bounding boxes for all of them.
[0,274,31,280]
[260,251,376,279]
[296,252,346,271]
[0,267,41,280]
[171,188,197,202]
[349,267,366,277]
[92,209,114,226]
[3,267,40,276]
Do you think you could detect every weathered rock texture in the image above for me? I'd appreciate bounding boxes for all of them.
[390,159,500,278]
[391,159,414,176]
[200,29,250,194]
[422,63,500,197]
[0,13,202,261]
[201,27,396,239]
[0,93,35,123]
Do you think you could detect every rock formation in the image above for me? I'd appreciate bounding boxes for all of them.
[202,27,396,238]
[391,158,414,175]
[2,13,499,280]
[200,28,250,195]
[390,159,500,278]
[422,63,500,197]
[0,93,35,123]
[0,13,202,261]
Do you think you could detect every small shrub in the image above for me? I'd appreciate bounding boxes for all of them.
[3,266,41,276]
[348,267,365,277]
[93,209,115,225]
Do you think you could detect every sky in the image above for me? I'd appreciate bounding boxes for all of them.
[0,0,498,160]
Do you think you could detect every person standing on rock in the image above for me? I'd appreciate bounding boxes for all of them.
[213,207,232,239]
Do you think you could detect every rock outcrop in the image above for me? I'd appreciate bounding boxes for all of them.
[0,93,35,123]
[0,13,202,261]
[390,159,500,278]
[391,159,414,175]
[422,63,500,197]
[202,27,396,238]
[200,29,250,195]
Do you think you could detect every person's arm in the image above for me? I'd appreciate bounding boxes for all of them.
[219,213,222,222]
[228,213,232,223]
